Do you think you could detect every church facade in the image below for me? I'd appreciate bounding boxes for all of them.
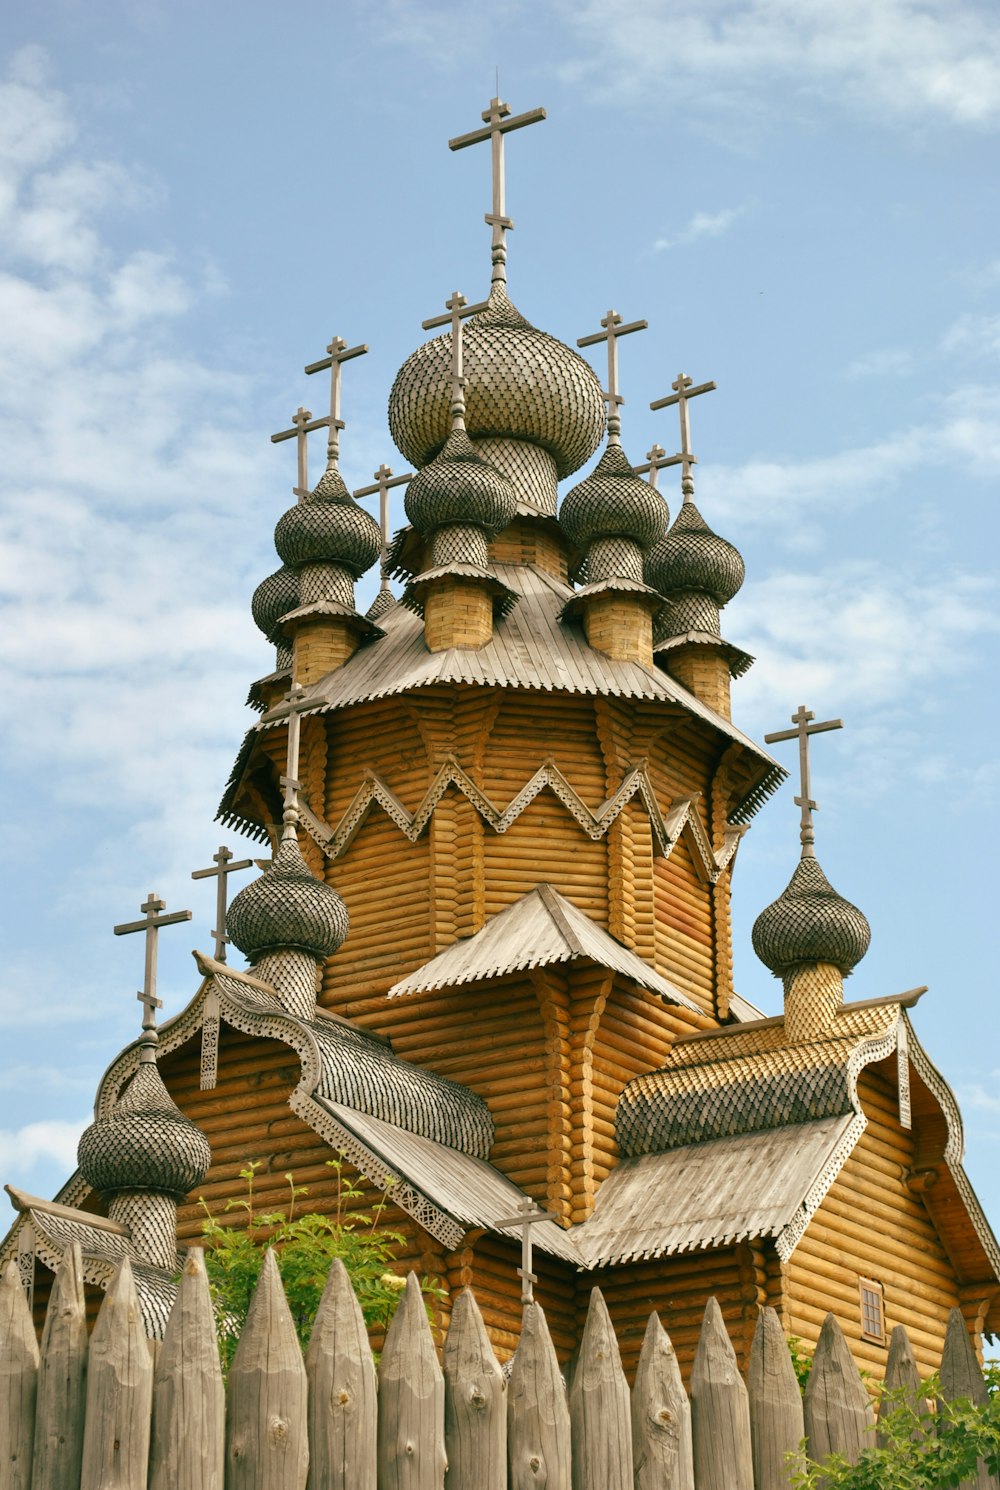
[3,98,998,1381]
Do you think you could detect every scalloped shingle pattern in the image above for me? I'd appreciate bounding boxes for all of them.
[404,426,516,536]
[560,442,669,551]
[77,1061,212,1198]
[252,565,300,642]
[227,833,350,960]
[645,499,745,605]
[752,855,871,978]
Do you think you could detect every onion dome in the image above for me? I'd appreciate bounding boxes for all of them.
[404,427,516,538]
[560,442,668,552]
[78,1062,211,1199]
[645,499,744,604]
[252,565,300,643]
[752,856,871,979]
[389,282,606,480]
[227,830,349,962]
[274,469,381,576]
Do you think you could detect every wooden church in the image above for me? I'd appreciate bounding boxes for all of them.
[3,96,998,1384]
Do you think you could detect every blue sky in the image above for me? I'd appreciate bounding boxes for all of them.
[1,1,998,1237]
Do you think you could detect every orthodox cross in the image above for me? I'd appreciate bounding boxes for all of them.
[495,1197,557,1305]
[191,846,254,963]
[421,290,485,425]
[634,442,672,490]
[304,336,368,468]
[114,894,192,1056]
[270,406,329,502]
[649,372,717,500]
[354,463,413,602]
[261,680,318,824]
[577,309,648,442]
[764,705,844,857]
[449,96,546,283]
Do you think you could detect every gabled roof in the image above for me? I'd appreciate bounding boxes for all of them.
[387,883,703,1015]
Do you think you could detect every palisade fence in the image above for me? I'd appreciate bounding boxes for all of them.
[1,1244,997,1490]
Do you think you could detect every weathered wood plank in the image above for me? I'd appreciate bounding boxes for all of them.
[508,1301,571,1490]
[377,1271,446,1490]
[226,1248,309,1490]
[306,1256,377,1490]
[803,1313,873,1468]
[443,1286,505,1490]
[939,1308,999,1490]
[31,1242,88,1490]
[748,1305,805,1490]
[569,1286,632,1490]
[690,1296,753,1490]
[149,1247,224,1490]
[631,1311,693,1490]
[876,1324,928,1450]
[79,1256,154,1490]
[0,1258,39,1490]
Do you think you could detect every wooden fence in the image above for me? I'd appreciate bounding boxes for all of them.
[1,1243,996,1490]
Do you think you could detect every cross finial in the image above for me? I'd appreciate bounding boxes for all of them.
[634,442,671,490]
[577,309,649,443]
[764,705,844,856]
[650,372,717,500]
[259,680,321,838]
[303,336,369,472]
[495,1196,557,1305]
[192,846,254,962]
[270,406,329,501]
[354,463,414,598]
[448,96,546,284]
[114,893,193,1061]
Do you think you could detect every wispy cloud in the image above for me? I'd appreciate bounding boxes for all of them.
[845,347,915,379]
[653,206,744,252]
[942,312,1000,359]
[0,1118,89,1178]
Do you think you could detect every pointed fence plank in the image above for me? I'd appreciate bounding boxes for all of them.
[444,1288,505,1490]
[569,1287,632,1490]
[31,1242,88,1490]
[690,1297,754,1490]
[803,1313,874,1468]
[149,1248,224,1490]
[377,1271,446,1490]
[939,1308,1000,1490]
[0,1258,39,1490]
[748,1306,805,1490]
[306,1257,377,1490]
[508,1301,571,1490]
[631,1312,693,1490]
[226,1248,309,1490]
[876,1324,928,1450]
[80,1256,154,1490]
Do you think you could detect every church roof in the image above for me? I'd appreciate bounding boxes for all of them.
[387,883,703,1015]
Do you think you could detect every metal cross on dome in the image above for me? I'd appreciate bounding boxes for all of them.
[650,371,717,500]
[114,893,192,1056]
[354,462,413,603]
[495,1196,557,1305]
[577,309,648,442]
[191,846,254,963]
[304,335,368,469]
[271,405,330,502]
[449,96,546,284]
[764,705,844,857]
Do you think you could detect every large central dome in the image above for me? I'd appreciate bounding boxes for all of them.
[389,282,606,512]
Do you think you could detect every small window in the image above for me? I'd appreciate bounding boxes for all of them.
[859,1278,885,1343]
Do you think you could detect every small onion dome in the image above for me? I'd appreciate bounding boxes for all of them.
[227,831,349,962]
[389,282,606,479]
[251,565,300,643]
[78,1063,211,1199]
[560,442,668,551]
[752,856,871,978]
[274,470,381,575]
[404,427,516,537]
[645,500,744,604]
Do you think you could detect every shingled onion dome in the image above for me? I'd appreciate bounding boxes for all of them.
[389,282,606,515]
[404,427,517,572]
[645,499,744,639]
[251,564,299,672]
[561,441,668,585]
[226,821,349,1018]
[78,1044,211,1271]
[274,464,382,609]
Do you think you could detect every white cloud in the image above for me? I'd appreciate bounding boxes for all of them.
[654,206,744,252]
[942,312,1000,359]
[558,0,1000,134]
[0,1118,89,1177]
[845,347,915,379]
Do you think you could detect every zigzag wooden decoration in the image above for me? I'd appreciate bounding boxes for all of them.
[295,754,746,882]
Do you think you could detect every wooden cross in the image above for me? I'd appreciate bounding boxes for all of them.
[261,680,318,824]
[191,846,254,962]
[354,462,413,600]
[114,893,192,1050]
[577,309,648,441]
[304,336,368,467]
[634,442,672,490]
[495,1197,557,1305]
[649,372,717,499]
[449,96,546,282]
[270,406,329,501]
[764,705,844,855]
